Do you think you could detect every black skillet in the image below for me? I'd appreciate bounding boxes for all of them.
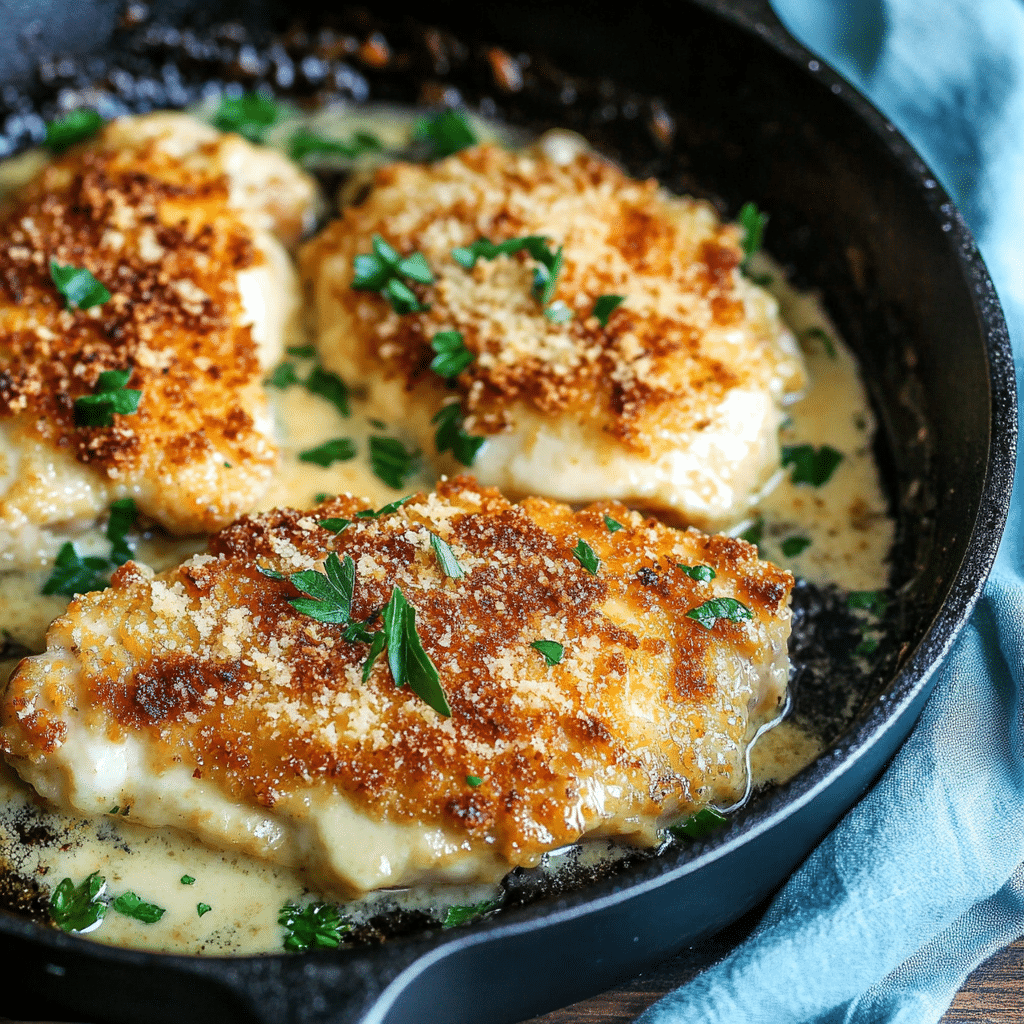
[0,1,1016,1022]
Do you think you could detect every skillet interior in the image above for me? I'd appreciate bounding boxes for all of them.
[0,1,1015,1022]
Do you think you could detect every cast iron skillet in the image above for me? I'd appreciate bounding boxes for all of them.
[0,1,1016,1022]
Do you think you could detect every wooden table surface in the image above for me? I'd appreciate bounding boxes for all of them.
[519,908,1024,1023]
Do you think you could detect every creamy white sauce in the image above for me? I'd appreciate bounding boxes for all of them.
[0,105,890,954]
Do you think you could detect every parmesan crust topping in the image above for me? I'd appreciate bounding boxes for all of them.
[0,113,317,555]
[1,477,792,892]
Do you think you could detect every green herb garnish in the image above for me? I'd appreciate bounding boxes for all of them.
[266,363,301,389]
[197,903,212,917]
[603,514,624,533]
[413,110,478,159]
[847,590,889,616]
[854,636,879,657]
[370,436,420,489]
[299,438,357,468]
[180,875,196,885]
[353,496,412,520]
[802,326,836,359]
[451,235,564,308]
[45,109,104,152]
[352,234,433,314]
[319,518,351,533]
[378,587,450,716]
[280,552,356,625]
[738,201,768,268]
[288,127,381,163]
[670,806,728,840]
[212,92,279,143]
[530,640,564,666]
[106,497,137,566]
[42,542,111,596]
[466,775,482,787]
[287,344,317,358]
[677,564,716,583]
[433,403,485,466]
[686,597,753,631]
[278,902,350,952]
[51,260,111,311]
[73,368,141,427]
[429,330,474,378]
[571,538,599,575]
[49,872,107,933]
[441,899,500,929]
[592,294,625,326]
[112,891,165,924]
[781,535,811,558]
[430,534,465,579]
[305,366,351,417]
[739,516,765,548]
[781,444,844,487]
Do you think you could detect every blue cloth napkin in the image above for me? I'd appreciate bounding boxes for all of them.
[639,1,1024,1021]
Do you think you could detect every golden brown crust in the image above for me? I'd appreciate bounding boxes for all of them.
[301,144,801,452]
[2,478,793,865]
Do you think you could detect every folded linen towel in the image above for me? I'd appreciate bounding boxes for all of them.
[640,1,1024,1021]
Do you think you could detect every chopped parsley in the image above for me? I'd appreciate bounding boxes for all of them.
[180,875,196,886]
[299,438,357,468]
[212,91,279,143]
[429,330,474,378]
[354,496,412,520]
[287,343,317,358]
[571,538,599,575]
[279,902,350,952]
[670,806,728,840]
[603,514,624,533]
[369,436,420,489]
[430,533,465,579]
[277,551,356,625]
[314,492,333,503]
[49,872,107,933]
[530,640,564,666]
[739,516,765,548]
[466,775,483,787]
[847,590,889,616]
[781,535,811,558]
[51,260,111,312]
[413,109,478,159]
[686,597,753,631]
[111,891,165,924]
[197,903,212,917]
[73,368,141,427]
[781,444,844,487]
[802,326,837,358]
[738,201,768,268]
[433,403,485,466]
[677,563,716,583]
[305,367,351,417]
[45,109,104,152]
[592,294,625,326]
[106,497,137,566]
[352,234,433,314]
[451,235,564,309]
[288,127,381,163]
[854,636,879,657]
[441,898,500,929]
[319,518,351,533]
[42,543,112,597]
[266,363,301,389]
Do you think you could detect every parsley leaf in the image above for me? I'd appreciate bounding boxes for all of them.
[466,774,483,787]
[451,235,565,309]
[279,902,350,952]
[305,367,351,417]
[739,516,764,548]
[738,201,768,268]
[686,597,753,630]
[441,899,500,929]
[287,344,317,358]
[781,535,811,558]
[266,363,301,389]
[430,331,474,378]
[50,260,111,311]
[41,542,111,596]
[430,534,465,578]
[847,590,889,616]
[592,294,625,327]
[354,497,412,520]
[45,109,104,152]
[603,514,624,533]
[432,403,485,466]
[677,564,716,582]
[352,234,433,314]
[74,368,141,427]
[319,518,351,533]
[571,538,599,575]
[213,92,279,143]
[282,552,355,625]
[106,497,137,566]
[50,872,107,933]
[530,640,563,666]
[361,631,387,683]
[781,444,844,487]
[670,806,728,840]
[197,903,212,917]
[299,438,357,468]
[377,587,451,716]
[112,891,165,924]
[802,326,836,359]
[413,109,478,158]
[288,127,381,162]
[180,875,196,885]
[370,436,420,489]
[854,636,879,657]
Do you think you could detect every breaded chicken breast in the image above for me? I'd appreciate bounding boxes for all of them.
[301,140,805,531]
[0,477,792,893]
[0,113,318,568]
